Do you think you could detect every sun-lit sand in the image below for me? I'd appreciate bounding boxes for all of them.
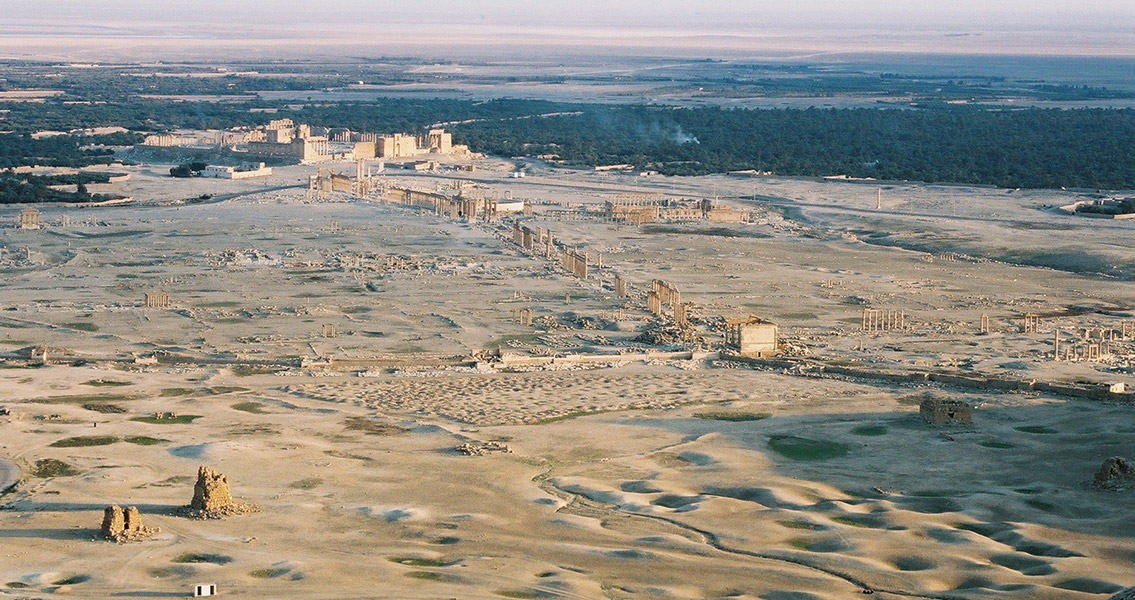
[3,157,1135,599]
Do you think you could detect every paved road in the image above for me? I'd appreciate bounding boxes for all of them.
[0,458,18,494]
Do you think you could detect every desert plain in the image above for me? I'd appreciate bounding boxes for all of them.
[2,158,1135,600]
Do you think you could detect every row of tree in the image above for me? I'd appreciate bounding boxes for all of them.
[451,105,1135,189]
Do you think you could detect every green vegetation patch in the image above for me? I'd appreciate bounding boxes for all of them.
[768,435,849,461]
[289,478,323,490]
[248,568,289,579]
[390,557,450,567]
[130,415,201,425]
[52,575,90,585]
[62,322,98,332]
[1015,425,1058,434]
[406,571,462,582]
[497,591,541,599]
[49,435,119,448]
[160,388,197,397]
[231,401,268,414]
[82,403,126,413]
[786,538,812,550]
[27,394,132,405]
[197,301,240,308]
[148,566,194,579]
[979,440,1014,449]
[173,553,232,565]
[530,410,610,425]
[344,416,408,436]
[32,458,78,477]
[209,386,249,395]
[230,366,278,377]
[778,520,826,531]
[430,536,461,545]
[830,515,872,528]
[5,582,30,588]
[124,436,168,446]
[693,411,771,422]
[81,379,130,387]
[851,424,888,436]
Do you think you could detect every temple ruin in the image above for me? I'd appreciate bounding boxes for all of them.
[724,317,779,358]
[919,398,973,424]
[19,207,40,230]
[144,291,171,309]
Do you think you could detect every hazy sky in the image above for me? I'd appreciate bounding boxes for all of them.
[2,0,1132,62]
[7,0,1135,32]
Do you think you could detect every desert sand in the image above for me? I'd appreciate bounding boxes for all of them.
[2,158,1135,599]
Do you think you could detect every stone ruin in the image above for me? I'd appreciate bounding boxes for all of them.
[457,441,513,456]
[101,505,157,543]
[1093,457,1135,490]
[183,465,258,519]
[919,398,973,424]
[192,465,233,511]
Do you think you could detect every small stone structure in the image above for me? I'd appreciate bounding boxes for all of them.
[144,291,171,308]
[919,398,973,424]
[101,505,157,542]
[1093,456,1135,490]
[192,465,233,512]
[20,207,40,230]
[725,317,779,358]
[184,465,257,519]
[456,441,513,456]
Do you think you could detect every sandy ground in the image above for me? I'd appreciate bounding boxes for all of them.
[2,161,1135,599]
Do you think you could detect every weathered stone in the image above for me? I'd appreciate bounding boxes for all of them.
[183,464,258,519]
[101,505,124,539]
[101,504,157,542]
[1093,457,1135,490]
[191,465,233,512]
[919,398,973,424]
[124,506,143,532]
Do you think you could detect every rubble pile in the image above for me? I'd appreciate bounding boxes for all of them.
[1093,457,1135,490]
[632,321,704,347]
[456,441,513,456]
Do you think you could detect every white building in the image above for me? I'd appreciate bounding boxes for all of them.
[202,162,273,179]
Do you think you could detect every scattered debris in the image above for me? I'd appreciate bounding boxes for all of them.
[456,441,513,456]
[1093,456,1135,490]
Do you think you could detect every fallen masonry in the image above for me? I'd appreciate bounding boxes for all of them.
[457,441,513,456]
[1093,456,1135,490]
